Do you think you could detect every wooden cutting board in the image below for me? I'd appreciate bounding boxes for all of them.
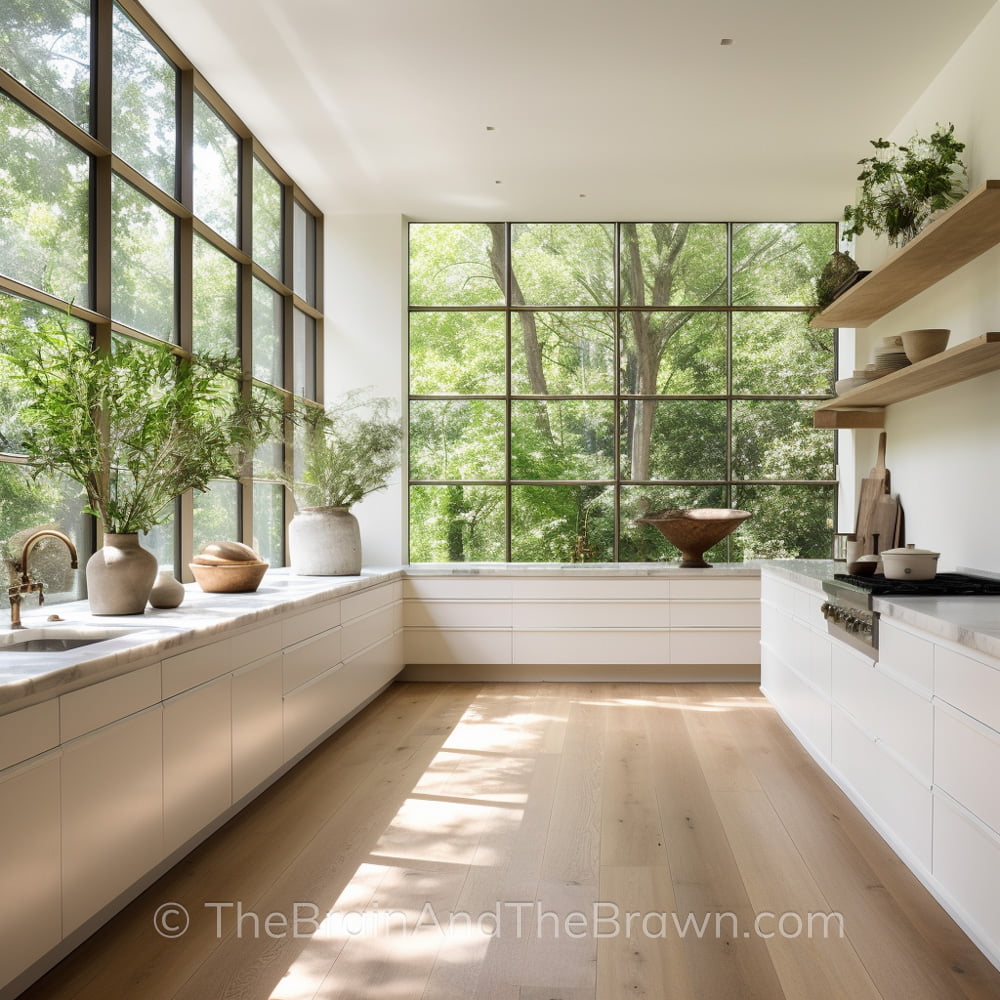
[869,492,902,555]
[855,432,891,555]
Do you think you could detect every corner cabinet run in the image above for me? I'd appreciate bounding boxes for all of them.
[760,566,1000,970]
[402,572,761,681]
[0,579,403,998]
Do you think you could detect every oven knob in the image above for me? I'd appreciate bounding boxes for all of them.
[821,602,834,620]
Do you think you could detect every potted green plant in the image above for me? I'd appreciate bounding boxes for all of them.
[3,320,280,613]
[842,123,968,247]
[287,390,402,576]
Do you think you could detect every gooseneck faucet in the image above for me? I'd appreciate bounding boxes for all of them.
[7,530,79,630]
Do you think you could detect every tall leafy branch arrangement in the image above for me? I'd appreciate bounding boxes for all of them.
[5,321,283,534]
[842,123,967,247]
[292,390,402,509]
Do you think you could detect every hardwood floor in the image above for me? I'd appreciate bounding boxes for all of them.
[18,681,1000,1000]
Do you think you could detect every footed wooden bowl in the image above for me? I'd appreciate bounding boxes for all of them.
[637,508,752,568]
[190,560,268,593]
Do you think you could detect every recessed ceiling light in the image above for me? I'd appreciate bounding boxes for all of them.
[579,194,587,198]
[495,180,502,184]
[720,37,734,46]
[485,125,496,131]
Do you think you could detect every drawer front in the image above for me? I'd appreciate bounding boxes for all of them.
[511,577,671,601]
[935,644,1000,734]
[669,600,760,628]
[341,604,399,661]
[342,581,401,622]
[406,628,511,665]
[669,628,759,665]
[402,576,512,601]
[231,621,284,670]
[403,600,511,628]
[672,577,760,601]
[60,663,161,741]
[761,648,830,759]
[0,699,60,771]
[879,619,933,692]
[512,601,668,630]
[282,602,341,646]
[512,629,670,665]
[162,638,234,698]
[283,628,342,693]
[935,703,1000,836]
[933,792,1000,950]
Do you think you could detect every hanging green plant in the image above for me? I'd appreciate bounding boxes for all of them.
[842,123,968,247]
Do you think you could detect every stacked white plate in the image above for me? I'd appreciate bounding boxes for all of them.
[871,335,911,374]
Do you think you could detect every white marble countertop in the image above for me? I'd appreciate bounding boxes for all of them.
[0,568,402,714]
[406,561,763,576]
[756,559,836,592]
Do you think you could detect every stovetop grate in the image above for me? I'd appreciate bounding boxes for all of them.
[831,572,1000,596]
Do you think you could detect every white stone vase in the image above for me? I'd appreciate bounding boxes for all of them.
[288,506,362,576]
[149,567,185,609]
[86,532,158,615]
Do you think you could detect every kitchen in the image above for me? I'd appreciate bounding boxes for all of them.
[5,0,1000,998]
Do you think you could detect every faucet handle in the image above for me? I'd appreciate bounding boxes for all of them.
[37,583,45,605]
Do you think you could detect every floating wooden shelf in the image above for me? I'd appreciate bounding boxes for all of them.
[810,180,1000,329]
[813,332,1000,428]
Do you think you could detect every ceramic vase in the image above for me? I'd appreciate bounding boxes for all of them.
[86,533,158,615]
[149,567,185,609]
[288,507,362,576]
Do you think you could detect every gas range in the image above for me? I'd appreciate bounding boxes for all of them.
[821,571,1000,657]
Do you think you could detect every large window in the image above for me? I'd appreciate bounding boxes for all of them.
[409,222,837,563]
[0,0,323,603]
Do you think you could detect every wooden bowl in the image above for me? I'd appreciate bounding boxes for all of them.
[636,508,751,568]
[900,328,950,363]
[190,561,268,593]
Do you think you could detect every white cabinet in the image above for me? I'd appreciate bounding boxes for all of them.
[0,753,61,988]
[61,706,163,935]
[231,653,284,802]
[163,676,233,856]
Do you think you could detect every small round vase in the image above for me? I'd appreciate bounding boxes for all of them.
[86,533,158,615]
[288,507,362,576]
[149,567,185,609]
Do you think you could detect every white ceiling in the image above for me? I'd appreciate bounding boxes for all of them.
[142,0,995,221]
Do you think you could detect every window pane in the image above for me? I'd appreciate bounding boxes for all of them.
[510,223,614,306]
[292,201,316,304]
[252,481,284,565]
[193,235,238,355]
[252,158,282,278]
[408,485,505,562]
[0,293,91,452]
[112,174,176,339]
[252,278,282,385]
[0,466,92,609]
[620,312,726,395]
[511,312,614,395]
[732,484,835,559]
[510,400,614,480]
[409,400,506,480]
[112,4,176,194]
[0,95,90,304]
[732,400,835,480]
[292,309,316,400]
[0,0,90,127]
[409,312,506,395]
[731,223,837,306]
[511,485,614,562]
[409,223,505,306]
[732,312,834,396]
[253,386,285,474]
[622,400,727,482]
[193,480,239,555]
[193,94,238,244]
[620,223,727,306]
[141,505,177,573]
[619,485,728,562]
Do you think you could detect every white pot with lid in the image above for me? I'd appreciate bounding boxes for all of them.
[880,544,940,581]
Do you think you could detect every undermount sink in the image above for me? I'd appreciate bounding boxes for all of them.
[0,626,133,654]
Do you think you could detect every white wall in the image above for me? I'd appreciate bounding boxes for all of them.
[323,214,408,566]
[850,2,1000,572]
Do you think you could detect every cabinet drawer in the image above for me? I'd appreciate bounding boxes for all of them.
[935,703,1000,836]
[512,629,669,665]
[669,600,759,628]
[403,600,511,628]
[669,628,759,665]
[406,628,511,665]
[512,601,668,629]
[342,581,401,622]
[512,577,671,601]
[402,576,512,601]
[0,699,59,771]
[283,628,342,693]
[282,602,341,646]
[283,662,346,761]
[162,638,234,698]
[342,604,399,660]
[60,663,161,741]
[935,644,1000,734]
[672,577,760,601]
[879,619,933,692]
[231,621,283,670]
[933,792,1000,950]
[761,647,830,760]
[232,654,284,802]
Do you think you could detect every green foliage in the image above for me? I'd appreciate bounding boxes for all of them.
[292,391,402,509]
[842,124,967,246]
[3,317,281,534]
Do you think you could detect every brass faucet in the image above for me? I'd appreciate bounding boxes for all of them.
[8,530,79,630]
